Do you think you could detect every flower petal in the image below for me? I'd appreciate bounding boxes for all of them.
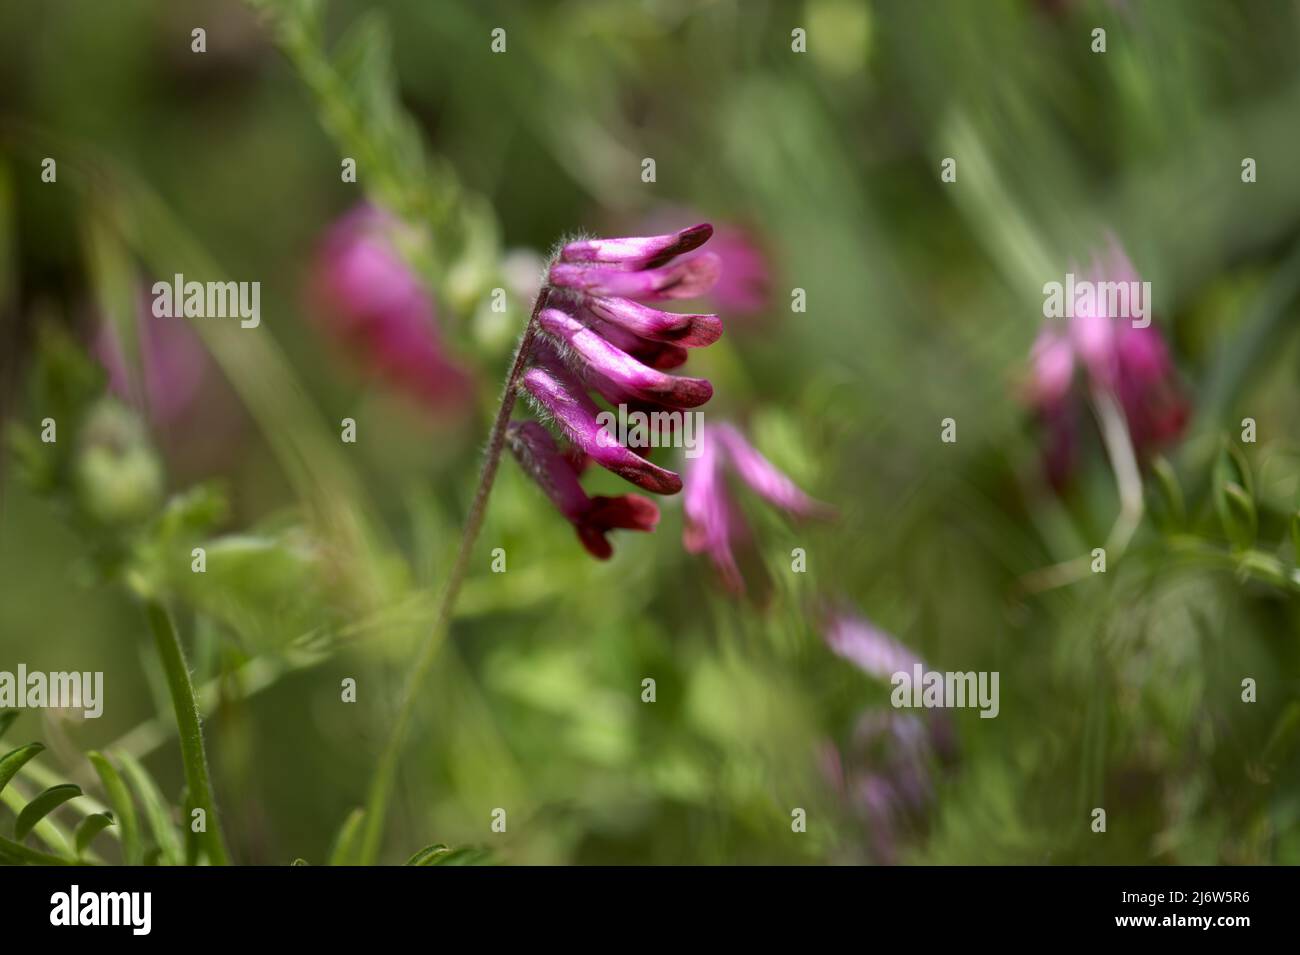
[519,362,683,494]
[585,296,722,346]
[508,421,660,558]
[583,314,689,369]
[576,494,660,559]
[560,223,713,269]
[823,614,922,682]
[712,423,833,518]
[538,307,713,409]
[506,421,590,522]
[682,428,748,593]
[548,252,721,300]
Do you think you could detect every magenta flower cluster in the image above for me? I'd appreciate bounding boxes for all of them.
[509,224,722,558]
[1025,241,1189,486]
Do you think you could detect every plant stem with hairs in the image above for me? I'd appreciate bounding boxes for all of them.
[357,289,548,865]
[144,599,230,866]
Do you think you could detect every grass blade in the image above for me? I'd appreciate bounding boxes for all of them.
[88,751,142,865]
[117,751,184,866]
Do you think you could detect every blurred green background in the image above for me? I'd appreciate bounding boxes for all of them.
[1,0,1299,865]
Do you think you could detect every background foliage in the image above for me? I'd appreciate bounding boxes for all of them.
[1,0,1298,864]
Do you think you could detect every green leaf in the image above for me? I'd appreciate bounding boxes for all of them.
[74,813,115,856]
[1235,549,1286,587]
[404,843,494,866]
[0,710,18,739]
[1147,455,1185,532]
[291,857,310,866]
[117,751,183,866]
[88,751,142,865]
[327,808,365,866]
[0,742,45,796]
[1213,442,1256,549]
[15,784,82,840]
[403,843,449,866]
[1219,481,1257,550]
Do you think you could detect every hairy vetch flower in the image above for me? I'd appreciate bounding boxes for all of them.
[1025,241,1188,487]
[700,222,773,317]
[682,421,832,592]
[95,291,208,425]
[820,708,954,864]
[641,211,773,317]
[818,610,957,861]
[309,204,472,412]
[823,611,924,682]
[511,224,723,557]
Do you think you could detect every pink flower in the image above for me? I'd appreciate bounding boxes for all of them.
[688,223,771,316]
[309,204,473,412]
[506,421,659,559]
[823,612,923,682]
[511,224,723,557]
[1024,240,1189,486]
[821,709,953,864]
[682,422,832,593]
[95,291,208,425]
[640,211,773,317]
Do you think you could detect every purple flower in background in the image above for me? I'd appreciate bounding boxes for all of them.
[95,291,208,425]
[309,204,473,413]
[511,223,723,557]
[818,609,956,861]
[682,421,832,593]
[823,611,923,682]
[1024,240,1188,487]
[821,709,951,863]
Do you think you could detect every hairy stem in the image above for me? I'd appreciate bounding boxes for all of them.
[144,599,230,866]
[357,288,549,865]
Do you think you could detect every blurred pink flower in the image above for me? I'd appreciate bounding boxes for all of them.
[95,292,207,425]
[308,204,473,412]
[823,611,923,682]
[821,708,954,864]
[641,210,773,317]
[682,421,832,593]
[693,223,772,316]
[1024,240,1189,487]
[818,609,958,861]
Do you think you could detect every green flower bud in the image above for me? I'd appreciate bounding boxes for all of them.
[75,401,164,526]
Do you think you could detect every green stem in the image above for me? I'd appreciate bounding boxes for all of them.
[144,600,231,866]
[357,289,548,865]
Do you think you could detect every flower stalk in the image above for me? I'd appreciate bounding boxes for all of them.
[356,288,549,865]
